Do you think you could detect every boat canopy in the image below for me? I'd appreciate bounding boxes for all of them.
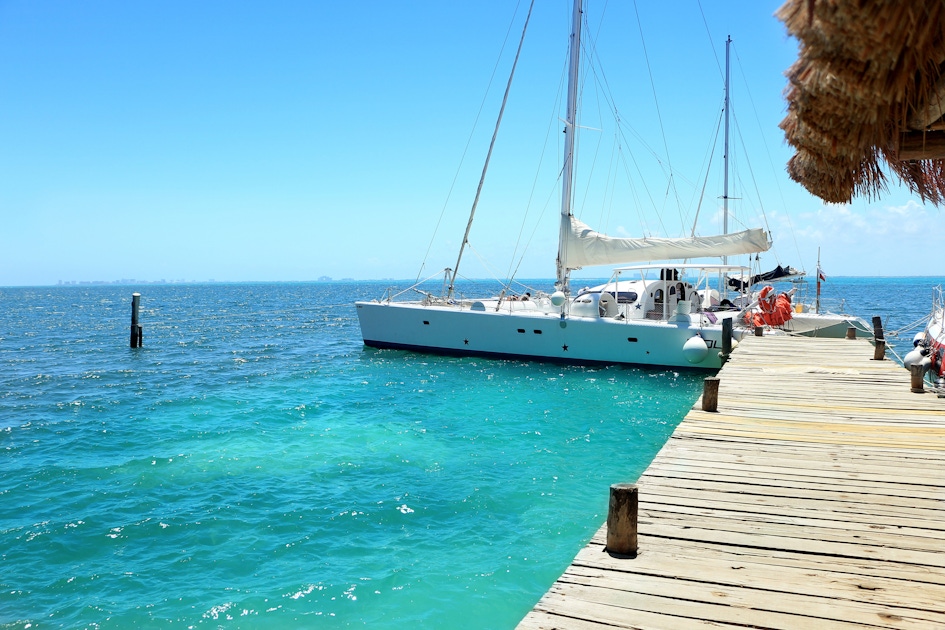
[727,264,805,291]
[561,216,770,270]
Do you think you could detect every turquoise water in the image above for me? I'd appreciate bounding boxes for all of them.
[0,277,939,628]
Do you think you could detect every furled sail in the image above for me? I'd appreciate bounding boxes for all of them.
[562,216,770,270]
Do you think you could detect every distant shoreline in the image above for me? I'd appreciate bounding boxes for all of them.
[2,275,944,290]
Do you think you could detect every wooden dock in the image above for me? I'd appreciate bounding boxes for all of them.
[518,335,945,629]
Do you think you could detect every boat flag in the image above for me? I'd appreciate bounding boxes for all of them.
[817,266,827,282]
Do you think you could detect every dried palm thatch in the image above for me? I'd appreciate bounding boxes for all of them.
[778,0,945,204]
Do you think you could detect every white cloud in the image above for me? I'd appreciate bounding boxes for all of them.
[785,197,944,275]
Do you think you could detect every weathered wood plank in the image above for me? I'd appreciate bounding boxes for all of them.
[636,484,945,531]
[580,534,945,586]
[645,463,945,494]
[571,541,945,609]
[559,566,945,627]
[535,583,888,629]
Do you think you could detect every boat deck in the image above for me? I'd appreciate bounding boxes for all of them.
[517,335,945,629]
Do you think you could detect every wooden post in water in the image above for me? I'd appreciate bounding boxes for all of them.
[702,377,720,412]
[130,293,142,348]
[910,364,925,393]
[606,483,638,556]
[872,316,885,341]
[846,327,856,340]
[721,318,732,359]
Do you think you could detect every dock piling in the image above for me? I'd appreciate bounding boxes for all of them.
[130,293,143,348]
[721,318,732,359]
[702,377,720,412]
[872,315,884,340]
[873,339,886,361]
[910,364,925,393]
[606,483,638,557]
[845,326,857,339]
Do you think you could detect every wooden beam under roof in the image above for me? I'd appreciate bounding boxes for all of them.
[897,130,945,161]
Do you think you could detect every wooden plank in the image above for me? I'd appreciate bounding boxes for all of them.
[636,484,945,531]
[534,583,888,630]
[559,566,945,627]
[637,508,945,557]
[645,458,945,492]
[580,534,945,586]
[634,475,945,513]
[571,541,945,609]
[518,606,745,629]
[652,447,945,482]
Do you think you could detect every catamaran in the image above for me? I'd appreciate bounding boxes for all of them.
[356,0,770,369]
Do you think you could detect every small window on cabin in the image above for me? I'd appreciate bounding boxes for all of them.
[533,330,543,335]
[423,321,430,325]
[655,289,664,302]
[517,328,526,333]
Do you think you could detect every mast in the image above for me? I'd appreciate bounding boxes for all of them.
[555,0,583,294]
[815,246,822,314]
[722,35,731,266]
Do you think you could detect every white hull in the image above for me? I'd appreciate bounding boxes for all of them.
[356,299,735,370]
[781,312,872,338]
[923,287,944,380]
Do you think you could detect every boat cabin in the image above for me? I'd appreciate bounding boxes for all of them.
[573,264,751,323]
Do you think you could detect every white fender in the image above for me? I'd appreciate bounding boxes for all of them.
[903,347,926,369]
[682,335,709,364]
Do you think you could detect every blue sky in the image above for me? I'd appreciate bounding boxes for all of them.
[1,0,942,286]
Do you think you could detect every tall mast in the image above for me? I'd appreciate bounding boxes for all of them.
[722,35,731,266]
[555,0,583,294]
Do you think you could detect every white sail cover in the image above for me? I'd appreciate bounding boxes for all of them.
[562,216,770,270]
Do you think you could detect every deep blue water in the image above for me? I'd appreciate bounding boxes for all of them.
[0,277,939,628]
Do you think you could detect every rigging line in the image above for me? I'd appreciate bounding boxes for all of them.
[601,126,620,232]
[506,162,555,284]
[731,105,770,236]
[732,44,804,269]
[578,78,608,227]
[449,0,536,297]
[614,126,663,236]
[695,0,725,83]
[510,163,562,283]
[886,313,932,337]
[631,0,684,228]
[505,48,569,283]
[416,0,526,285]
[571,29,619,231]
[465,242,514,288]
[691,109,724,237]
[579,14,671,235]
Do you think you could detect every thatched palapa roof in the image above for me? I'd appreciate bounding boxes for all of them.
[778,0,945,205]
